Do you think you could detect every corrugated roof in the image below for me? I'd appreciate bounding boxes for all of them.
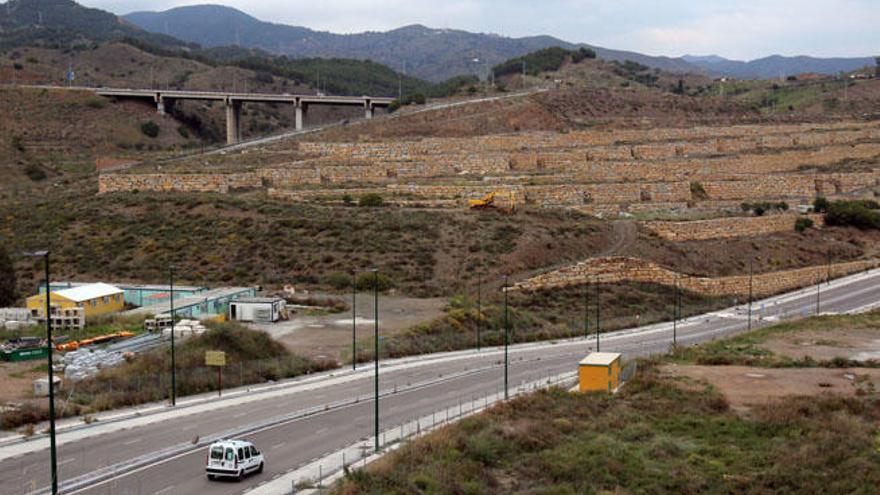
[233,297,285,304]
[54,283,124,303]
[579,352,621,366]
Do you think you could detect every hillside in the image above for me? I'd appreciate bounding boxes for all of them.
[685,54,877,79]
[123,4,699,82]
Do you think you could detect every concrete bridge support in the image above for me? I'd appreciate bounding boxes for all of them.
[225,100,242,144]
[156,97,175,116]
[295,101,309,131]
[364,100,374,120]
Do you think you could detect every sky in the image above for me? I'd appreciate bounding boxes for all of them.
[82,0,880,60]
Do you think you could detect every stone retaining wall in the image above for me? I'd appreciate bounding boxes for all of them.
[511,256,880,298]
[98,173,262,194]
[643,214,826,241]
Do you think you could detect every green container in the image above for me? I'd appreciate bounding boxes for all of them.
[1,347,49,362]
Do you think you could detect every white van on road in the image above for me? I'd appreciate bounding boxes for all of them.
[206,440,265,481]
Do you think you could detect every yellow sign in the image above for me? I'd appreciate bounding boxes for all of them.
[205,351,226,367]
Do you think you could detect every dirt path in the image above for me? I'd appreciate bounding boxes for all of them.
[599,221,638,257]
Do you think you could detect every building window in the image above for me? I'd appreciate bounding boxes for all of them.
[91,300,97,308]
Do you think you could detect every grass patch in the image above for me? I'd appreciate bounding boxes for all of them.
[333,362,880,494]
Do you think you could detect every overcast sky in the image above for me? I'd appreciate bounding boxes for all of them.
[82,0,879,60]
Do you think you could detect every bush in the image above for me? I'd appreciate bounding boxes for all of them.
[23,163,46,181]
[326,272,352,290]
[140,121,160,138]
[795,217,814,233]
[85,98,106,109]
[10,135,25,152]
[0,245,16,307]
[387,100,402,113]
[411,93,427,105]
[571,47,597,63]
[689,181,708,200]
[355,272,393,292]
[176,126,190,139]
[359,193,384,207]
[824,200,880,230]
[342,194,354,205]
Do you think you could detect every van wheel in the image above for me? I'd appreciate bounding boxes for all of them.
[237,469,245,481]
[257,462,264,474]
[207,474,215,481]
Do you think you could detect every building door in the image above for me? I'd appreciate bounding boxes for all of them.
[231,304,237,320]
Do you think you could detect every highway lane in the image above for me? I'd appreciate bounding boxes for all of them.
[5,269,879,494]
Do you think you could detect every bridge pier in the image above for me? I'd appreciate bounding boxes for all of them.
[364,99,374,120]
[225,100,242,144]
[295,101,309,131]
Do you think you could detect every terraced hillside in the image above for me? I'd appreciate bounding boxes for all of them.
[102,121,880,218]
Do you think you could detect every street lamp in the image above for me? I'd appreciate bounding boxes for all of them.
[25,250,57,495]
[476,271,482,351]
[351,272,357,370]
[595,278,601,352]
[169,266,177,407]
[673,276,680,346]
[747,261,754,331]
[367,268,380,452]
[583,281,589,340]
[502,275,509,400]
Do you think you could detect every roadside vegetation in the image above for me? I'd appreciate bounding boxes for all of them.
[0,322,332,430]
[335,311,880,494]
[333,360,880,494]
[354,282,731,362]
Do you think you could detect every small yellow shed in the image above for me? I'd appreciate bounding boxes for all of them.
[578,352,622,393]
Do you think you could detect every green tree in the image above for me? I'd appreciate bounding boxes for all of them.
[140,121,160,138]
[0,245,17,307]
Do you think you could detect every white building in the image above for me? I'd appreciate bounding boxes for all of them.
[228,297,286,323]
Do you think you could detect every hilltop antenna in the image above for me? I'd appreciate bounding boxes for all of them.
[37,11,43,27]
[235,27,241,47]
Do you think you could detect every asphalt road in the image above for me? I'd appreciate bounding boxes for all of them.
[4,269,880,495]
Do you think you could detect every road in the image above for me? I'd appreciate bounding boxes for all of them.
[2,268,879,495]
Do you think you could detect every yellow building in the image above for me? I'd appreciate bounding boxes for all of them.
[27,283,125,321]
[578,352,622,393]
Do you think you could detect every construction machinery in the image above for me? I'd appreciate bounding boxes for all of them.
[468,191,517,213]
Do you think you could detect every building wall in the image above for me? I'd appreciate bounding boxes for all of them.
[26,292,124,318]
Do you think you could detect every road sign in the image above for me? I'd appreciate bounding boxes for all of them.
[66,70,75,82]
[205,351,226,367]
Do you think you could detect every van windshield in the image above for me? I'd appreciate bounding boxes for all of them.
[210,447,223,460]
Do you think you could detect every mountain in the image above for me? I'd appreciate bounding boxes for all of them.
[124,4,700,82]
[684,54,876,79]
[0,0,189,49]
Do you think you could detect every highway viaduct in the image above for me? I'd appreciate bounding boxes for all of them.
[93,88,395,144]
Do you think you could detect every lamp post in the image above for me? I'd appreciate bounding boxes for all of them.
[476,271,482,351]
[503,275,509,400]
[816,274,821,315]
[169,267,176,407]
[583,281,589,340]
[352,273,357,370]
[26,251,57,495]
[747,261,753,332]
[595,278,601,352]
[370,269,380,452]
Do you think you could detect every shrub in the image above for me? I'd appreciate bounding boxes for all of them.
[140,121,160,138]
[571,47,597,63]
[23,163,46,181]
[176,126,190,139]
[387,100,402,113]
[359,193,384,207]
[795,217,814,233]
[355,272,393,292]
[10,135,25,152]
[0,245,16,307]
[326,272,352,290]
[689,181,708,200]
[411,93,426,105]
[342,194,354,206]
[85,98,106,109]
[824,200,880,230]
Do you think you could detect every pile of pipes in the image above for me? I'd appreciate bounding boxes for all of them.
[62,348,126,381]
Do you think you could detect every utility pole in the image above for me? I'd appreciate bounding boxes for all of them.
[827,249,832,285]
[747,261,753,332]
[503,275,509,400]
[169,267,176,406]
[816,275,821,315]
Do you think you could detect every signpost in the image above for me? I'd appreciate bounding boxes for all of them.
[205,351,226,397]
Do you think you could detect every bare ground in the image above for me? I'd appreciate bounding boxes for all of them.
[760,327,880,362]
[248,294,446,362]
[662,364,880,412]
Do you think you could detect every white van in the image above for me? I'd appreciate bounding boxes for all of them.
[206,440,265,480]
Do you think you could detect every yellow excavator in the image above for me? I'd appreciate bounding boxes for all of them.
[468,191,517,213]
